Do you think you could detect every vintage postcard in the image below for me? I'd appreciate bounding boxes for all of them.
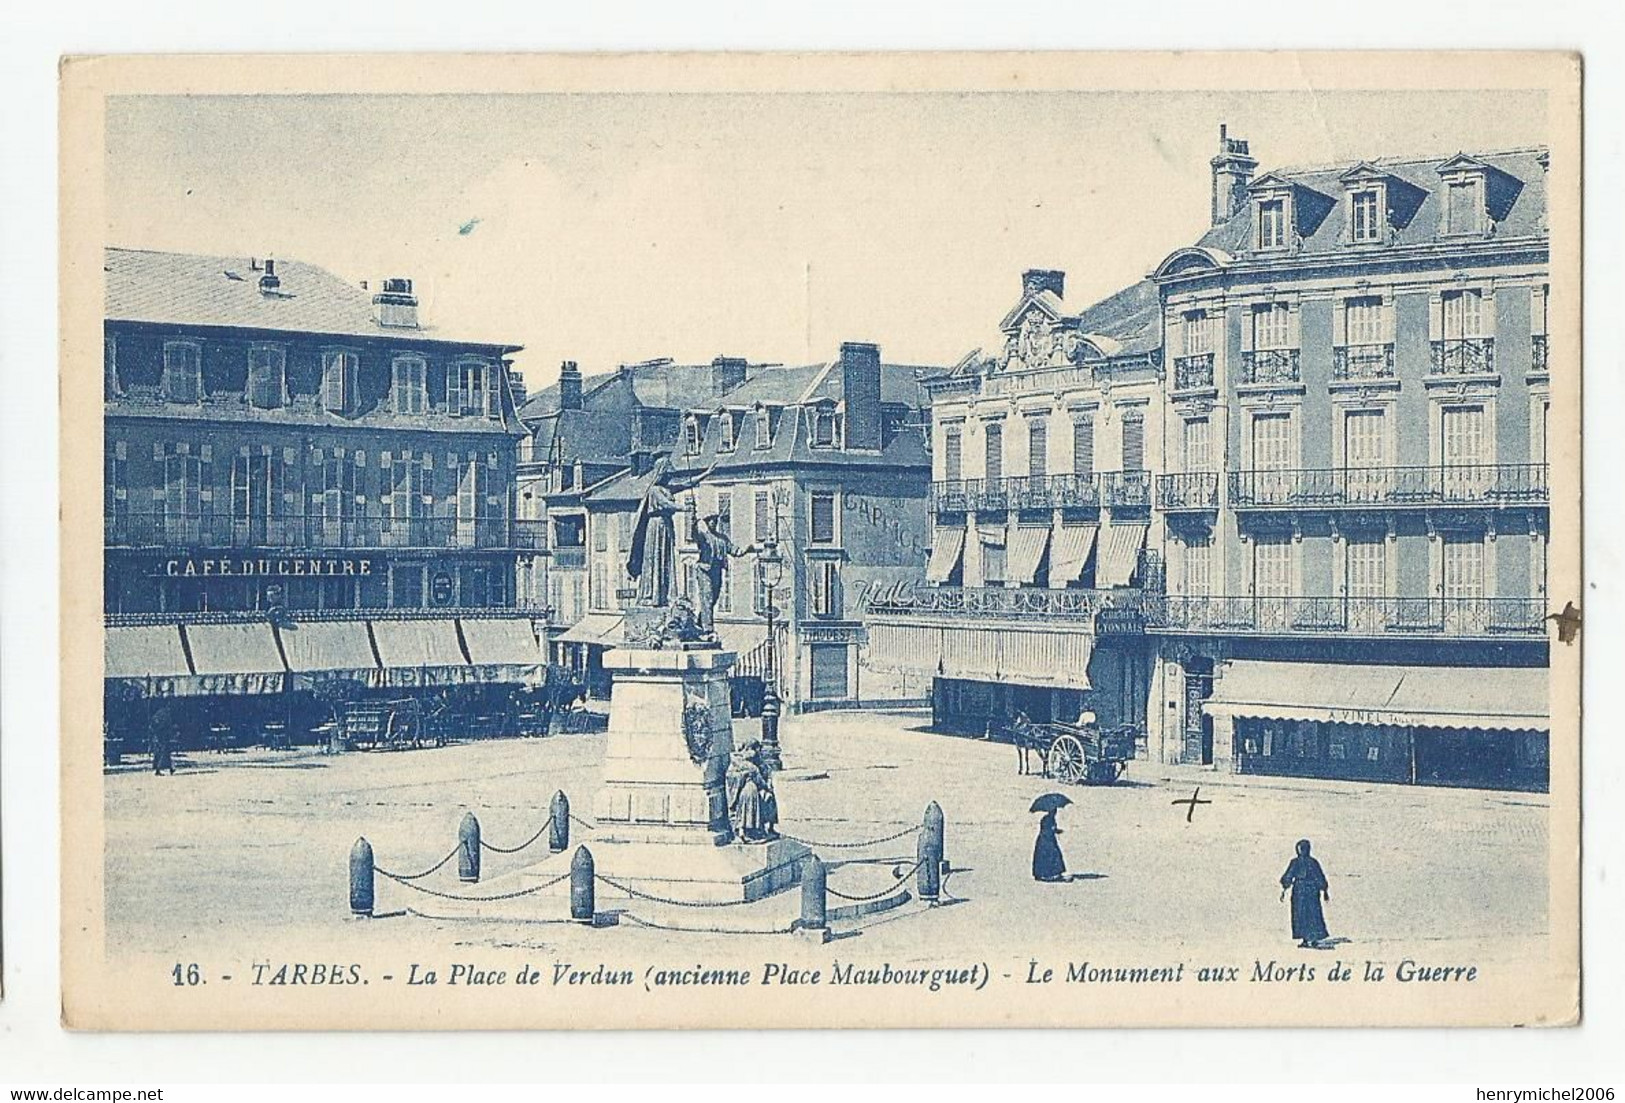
[60,52,1581,1030]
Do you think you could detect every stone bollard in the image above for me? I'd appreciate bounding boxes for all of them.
[800,856,828,933]
[458,812,481,883]
[570,846,596,924]
[917,801,944,904]
[349,837,374,917]
[549,790,570,853]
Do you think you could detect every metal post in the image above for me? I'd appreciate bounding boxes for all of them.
[917,801,944,903]
[760,597,782,771]
[458,812,481,883]
[349,837,374,917]
[549,790,570,853]
[800,856,828,932]
[570,846,596,924]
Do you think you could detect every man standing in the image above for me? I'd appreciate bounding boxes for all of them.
[149,706,176,776]
[691,510,755,640]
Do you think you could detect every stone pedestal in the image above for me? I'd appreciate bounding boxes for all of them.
[585,645,807,903]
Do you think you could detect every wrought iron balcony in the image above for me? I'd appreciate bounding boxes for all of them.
[1173,352,1215,391]
[1101,469,1152,509]
[1240,348,1301,385]
[930,474,1101,513]
[1332,343,1395,381]
[1157,472,1220,510]
[106,509,549,552]
[1227,464,1548,509]
[1531,334,1548,373]
[1430,337,1496,375]
[1145,594,1547,639]
[105,603,550,629]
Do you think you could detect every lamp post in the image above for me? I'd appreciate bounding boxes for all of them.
[758,537,785,772]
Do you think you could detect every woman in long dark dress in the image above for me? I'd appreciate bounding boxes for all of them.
[1279,838,1330,947]
[1032,809,1066,882]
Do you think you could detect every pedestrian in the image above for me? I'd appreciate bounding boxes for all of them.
[1279,838,1330,947]
[1028,792,1072,882]
[149,706,176,776]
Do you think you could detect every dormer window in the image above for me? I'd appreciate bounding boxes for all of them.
[754,409,773,449]
[391,354,427,416]
[321,349,358,415]
[1257,198,1288,250]
[1350,189,1382,243]
[811,408,838,448]
[1445,179,1483,235]
[719,412,737,452]
[162,340,201,404]
[684,417,702,456]
[450,359,491,417]
[248,343,288,409]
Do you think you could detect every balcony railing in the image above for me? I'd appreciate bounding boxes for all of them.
[550,546,587,570]
[1332,343,1395,381]
[1174,352,1215,391]
[1531,334,1548,373]
[1157,472,1220,510]
[1146,595,1547,639]
[1101,470,1151,509]
[105,603,550,629]
[1240,348,1301,385]
[1430,337,1496,376]
[1228,464,1548,508]
[107,510,549,552]
[931,474,1102,513]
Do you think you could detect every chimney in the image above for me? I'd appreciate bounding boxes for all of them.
[1210,123,1258,227]
[1021,269,1065,300]
[507,366,527,408]
[840,341,882,452]
[711,355,748,396]
[258,257,281,294]
[558,360,584,411]
[372,276,419,328]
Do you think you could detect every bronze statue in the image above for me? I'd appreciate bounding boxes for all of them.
[625,458,709,609]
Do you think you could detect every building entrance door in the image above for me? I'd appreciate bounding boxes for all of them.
[1182,660,1214,765]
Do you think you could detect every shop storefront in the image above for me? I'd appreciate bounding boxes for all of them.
[1205,660,1549,792]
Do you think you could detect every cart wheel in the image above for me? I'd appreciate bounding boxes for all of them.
[1047,734,1087,784]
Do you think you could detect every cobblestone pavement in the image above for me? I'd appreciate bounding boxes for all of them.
[104,708,1549,969]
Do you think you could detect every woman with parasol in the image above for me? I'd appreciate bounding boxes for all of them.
[1029,792,1071,882]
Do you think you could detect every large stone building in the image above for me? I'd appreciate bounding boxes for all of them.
[103,247,544,748]
[1145,132,1551,790]
[868,128,1553,792]
[866,270,1165,748]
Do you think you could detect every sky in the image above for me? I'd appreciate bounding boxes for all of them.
[106,89,1548,391]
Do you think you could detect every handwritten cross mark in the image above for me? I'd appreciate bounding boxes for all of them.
[1547,601,1581,645]
[1172,786,1212,824]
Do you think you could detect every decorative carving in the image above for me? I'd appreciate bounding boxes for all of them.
[681,700,713,765]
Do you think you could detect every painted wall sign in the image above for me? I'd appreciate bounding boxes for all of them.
[155,556,375,578]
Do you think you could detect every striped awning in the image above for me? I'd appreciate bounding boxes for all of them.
[925,526,966,584]
[1095,521,1148,588]
[865,623,944,675]
[998,629,1093,688]
[866,622,1093,688]
[1006,526,1052,585]
[1048,523,1098,586]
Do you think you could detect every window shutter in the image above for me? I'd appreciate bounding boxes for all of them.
[1287,303,1302,348]
[1481,288,1498,338]
[1121,415,1145,472]
[1334,298,1348,347]
[1241,306,1255,352]
[448,370,464,417]
[1428,294,1443,342]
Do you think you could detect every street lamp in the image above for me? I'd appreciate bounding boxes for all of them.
[758,538,785,771]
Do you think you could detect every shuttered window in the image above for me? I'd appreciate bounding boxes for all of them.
[1072,416,1094,474]
[1344,411,1386,468]
[809,643,849,700]
[391,356,427,416]
[754,490,771,542]
[1183,417,1210,472]
[984,423,1004,482]
[810,492,836,545]
[1252,413,1292,471]
[1347,539,1386,598]
[1253,537,1292,598]
[1184,534,1212,596]
[321,350,356,414]
[1027,417,1048,478]
[1121,414,1145,472]
[1442,290,1485,339]
[943,427,963,482]
[163,342,201,404]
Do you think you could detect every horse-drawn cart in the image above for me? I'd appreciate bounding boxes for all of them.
[998,715,1137,785]
[339,698,445,751]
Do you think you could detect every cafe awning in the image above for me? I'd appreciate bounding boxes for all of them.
[105,624,210,697]
[997,628,1093,688]
[865,622,1094,688]
[1204,660,1549,732]
[1048,523,1098,586]
[554,613,625,648]
[1094,521,1148,588]
[184,622,287,694]
[925,527,966,584]
[1006,526,1052,585]
[460,618,545,684]
[370,618,476,687]
[277,620,383,688]
[865,622,944,675]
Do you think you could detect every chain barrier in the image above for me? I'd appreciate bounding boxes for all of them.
[479,815,555,855]
[777,823,920,850]
[375,867,573,903]
[569,813,598,832]
[595,874,762,909]
[373,844,460,883]
[824,858,924,903]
